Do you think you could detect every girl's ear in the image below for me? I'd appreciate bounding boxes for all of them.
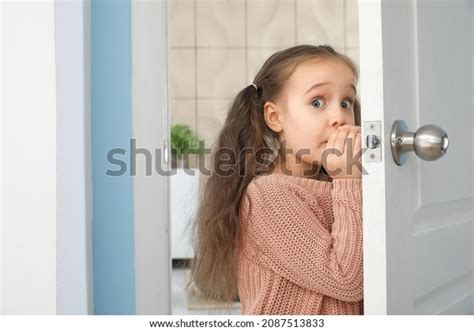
[263,101,284,134]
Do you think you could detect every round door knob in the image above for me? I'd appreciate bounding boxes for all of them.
[390,120,449,166]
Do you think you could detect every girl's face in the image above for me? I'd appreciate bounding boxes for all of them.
[264,58,358,176]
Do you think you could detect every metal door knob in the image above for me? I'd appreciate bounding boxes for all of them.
[390,120,449,166]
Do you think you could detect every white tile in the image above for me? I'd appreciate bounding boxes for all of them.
[247,0,295,47]
[171,99,197,133]
[345,0,359,48]
[197,98,233,150]
[170,48,196,98]
[169,0,196,47]
[197,0,246,47]
[197,48,246,98]
[247,48,282,83]
[296,0,344,49]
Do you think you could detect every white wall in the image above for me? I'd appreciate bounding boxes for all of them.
[55,0,93,314]
[0,0,3,315]
[1,1,57,314]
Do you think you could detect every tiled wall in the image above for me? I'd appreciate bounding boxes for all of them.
[169,0,359,151]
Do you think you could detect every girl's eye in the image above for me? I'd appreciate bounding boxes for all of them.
[311,97,325,109]
[311,97,355,110]
[342,99,354,109]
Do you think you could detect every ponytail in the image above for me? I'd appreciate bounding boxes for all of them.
[186,82,280,305]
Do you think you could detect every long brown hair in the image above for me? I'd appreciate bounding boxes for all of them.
[185,44,361,309]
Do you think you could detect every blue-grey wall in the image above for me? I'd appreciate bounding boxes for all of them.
[91,0,136,314]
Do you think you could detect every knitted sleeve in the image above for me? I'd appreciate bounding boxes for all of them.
[243,177,363,302]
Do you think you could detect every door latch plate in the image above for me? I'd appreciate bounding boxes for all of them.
[363,121,382,162]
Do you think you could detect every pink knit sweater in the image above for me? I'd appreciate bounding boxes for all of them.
[238,173,364,315]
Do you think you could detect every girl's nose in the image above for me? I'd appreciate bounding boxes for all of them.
[329,105,347,128]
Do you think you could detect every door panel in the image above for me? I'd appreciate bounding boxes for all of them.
[359,0,473,314]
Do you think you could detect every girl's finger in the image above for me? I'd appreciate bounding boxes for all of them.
[346,127,358,154]
[346,124,361,135]
[334,127,351,155]
[354,132,361,155]
[339,124,360,131]
[327,128,339,152]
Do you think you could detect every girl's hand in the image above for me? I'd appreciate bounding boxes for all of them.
[322,124,362,179]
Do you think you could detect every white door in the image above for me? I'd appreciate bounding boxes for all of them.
[359,0,473,314]
[132,0,172,314]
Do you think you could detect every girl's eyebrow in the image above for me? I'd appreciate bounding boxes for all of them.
[305,82,357,95]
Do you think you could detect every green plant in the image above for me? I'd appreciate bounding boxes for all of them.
[170,124,204,159]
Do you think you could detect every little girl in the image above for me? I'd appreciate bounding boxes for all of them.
[187,44,363,315]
